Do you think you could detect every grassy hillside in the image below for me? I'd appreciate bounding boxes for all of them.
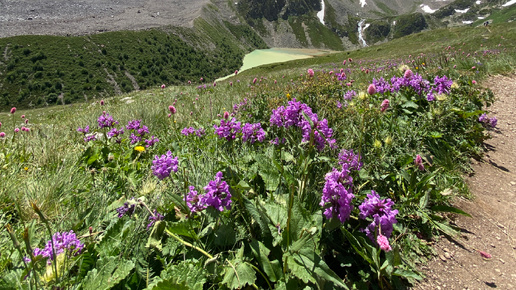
[0,21,515,289]
[0,21,267,111]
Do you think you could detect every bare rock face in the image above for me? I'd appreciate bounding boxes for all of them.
[0,0,209,38]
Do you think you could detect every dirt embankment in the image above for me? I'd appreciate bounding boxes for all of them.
[0,0,209,38]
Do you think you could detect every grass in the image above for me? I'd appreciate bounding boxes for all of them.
[0,21,515,289]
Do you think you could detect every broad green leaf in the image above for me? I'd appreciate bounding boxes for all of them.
[81,256,135,290]
[166,220,199,240]
[147,261,206,290]
[285,255,316,285]
[222,259,257,289]
[243,197,272,237]
[249,239,282,282]
[255,154,281,191]
[431,205,472,217]
[401,101,418,109]
[97,218,133,257]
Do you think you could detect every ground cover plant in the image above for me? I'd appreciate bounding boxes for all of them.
[0,22,515,289]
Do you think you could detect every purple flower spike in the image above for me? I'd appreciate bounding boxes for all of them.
[242,123,266,144]
[201,171,232,211]
[33,231,84,264]
[97,112,118,129]
[185,186,206,213]
[359,190,398,243]
[152,151,178,180]
[147,210,164,229]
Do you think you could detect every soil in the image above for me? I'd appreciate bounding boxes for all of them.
[0,0,209,38]
[416,74,516,289]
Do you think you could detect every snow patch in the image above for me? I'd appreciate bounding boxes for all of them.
[455,8,470,13]
[420,4,437,13]
[502,0,516,7]
[317,0,325,25]
[393,20,396,26]
[476,0,481,4]
[478,16,485,19]
[463,20,473,24]
[360,0,367,8]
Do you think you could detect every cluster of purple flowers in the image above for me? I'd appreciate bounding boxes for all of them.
[426,75,453,101]
[214,118,242,141]
[270,99,336,151]
[242,123,266,144]
[184,172,232,213]
[181,127,206,137]
[31,231,84,264]
[97,112,118,129]
[116,199,139,217]
[78,115,159,147]
[147,210,164,229]
[358,191,398,246]
[77,126,96,142]
[478,113,498,128]
[232,98,250,114]
[343,90,357,101]
[151,151,179,180]
[320,149,362,223]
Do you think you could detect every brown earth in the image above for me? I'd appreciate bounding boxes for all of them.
[416,74,516,289]
[0,0,209,38]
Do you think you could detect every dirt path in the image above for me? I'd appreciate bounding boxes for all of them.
[417,74,516,289]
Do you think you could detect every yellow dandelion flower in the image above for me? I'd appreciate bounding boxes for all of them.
[286,93,291,100]
[415,67,419,70]
[135,146,145,152]
[422,62,425,66]
[24,167,29,171]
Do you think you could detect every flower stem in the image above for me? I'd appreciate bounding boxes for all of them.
[164,229,213,259]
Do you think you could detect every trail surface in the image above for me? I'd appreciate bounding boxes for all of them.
[417,74,516,289]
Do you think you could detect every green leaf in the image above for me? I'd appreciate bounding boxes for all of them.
[431,205,472,217]
[419,189,430,209]
[401,101,418,109]
[392,268,422,280]
[255,154,281,191]
[147,261,206,290]
[81,257,135,290]
[341,228,373,265]
[146,220,166,251]
[222,259,257,289]
[166,220,199,240]
[243,197,272,237]
[249,239,282,282]
[97,218,133,256]
[288,249,348,289]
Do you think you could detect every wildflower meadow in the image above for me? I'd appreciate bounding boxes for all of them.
[0,23,514,289]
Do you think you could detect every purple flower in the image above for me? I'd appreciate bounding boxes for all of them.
[147,210,164,229]
[372,78,391,94]
[195,128,206,137]
[97,112,118,129]
[200,171,232,211]
[214,118,241,141]
[479,113,498,128]
[107,127,124,138]
[152,151,178,180]
[433,75,453,95]
[185,186,206,213]
[181,127,195,136]
[359,190,398,242]
[126,120,142,131]
[32,231,84,264]
[478,113,488,123]
[84,134,97,143]
[320,168,354,223]
[242,123,266,144]
[116,201,137,218]
[130,133,142,144]
[77,126,90,134]
[145,136,159,148]
[343,90,357,101]
[489,117,498,128]
[338,149,363,171]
